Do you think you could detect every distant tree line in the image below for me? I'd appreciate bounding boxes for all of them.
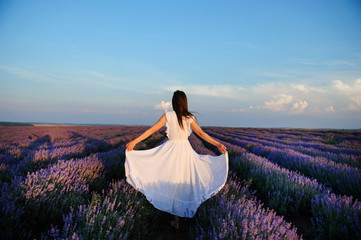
[0,122,33,126]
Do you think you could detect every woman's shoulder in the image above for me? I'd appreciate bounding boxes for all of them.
[183,114,195,123]
[165,110,175,119]
[166,110,175,115]
[188,114,195,123]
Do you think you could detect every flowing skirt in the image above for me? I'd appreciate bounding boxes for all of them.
[125,139,228,217]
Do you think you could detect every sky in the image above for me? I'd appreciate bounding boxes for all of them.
[0,0,361,128]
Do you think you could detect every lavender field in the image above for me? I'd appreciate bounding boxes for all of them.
[0,126,360,240]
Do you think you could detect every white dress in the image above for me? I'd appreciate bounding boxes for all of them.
[125,111,228,217]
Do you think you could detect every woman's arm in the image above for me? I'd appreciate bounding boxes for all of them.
[126,114,166,151]
[190,119,227,154]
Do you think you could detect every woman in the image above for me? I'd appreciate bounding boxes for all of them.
[125,90,228,230]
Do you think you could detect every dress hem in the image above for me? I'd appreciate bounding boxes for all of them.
[125,171,228,218]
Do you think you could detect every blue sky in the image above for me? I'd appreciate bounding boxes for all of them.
[0,0,361,128]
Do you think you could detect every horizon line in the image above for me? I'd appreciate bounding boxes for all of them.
[0,121,360,131]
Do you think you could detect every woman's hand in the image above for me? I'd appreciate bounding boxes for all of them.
[217,143,227,154]
[126,141,136,152]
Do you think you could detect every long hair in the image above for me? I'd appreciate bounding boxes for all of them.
[172,90,194,129]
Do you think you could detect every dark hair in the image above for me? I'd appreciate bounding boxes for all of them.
[172,90,194,129]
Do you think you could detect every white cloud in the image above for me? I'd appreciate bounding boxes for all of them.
[164,85,245,100]
[290,101,308,114]
[262,95,309,114]
[154,101,172,111]
[263,94,293,112]
[332,79,361,93]
[162,78,361,115]
[349,96,361,111]
[332,80,351,91]
[332,79,361,111]
[221,108,247,113]
[356,79,361,87]
[352,96,361,106]
[291,84,308,92]
[325,105,335,113]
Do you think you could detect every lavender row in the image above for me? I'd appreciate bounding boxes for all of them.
[215,127,361,149]
[251,145,361,200]
[282,144,360,169]
[192,131,326,215]
[189,133,216,155]
[0,126,148,145]
[0,126,163,186]
[1,130,142,162]
[204,130,361,239]
[215,128,361,156]
[0,126,146,160]
[0,132,143,183]
[192,174,302,240]
[93,132,167,182]
[207,130,361,199]
[41,179,151,240]
[232,130,360,169]
[216,129,361,169]
[311,192,361,240]
[231,151,327,215]
[0,154,106,239]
